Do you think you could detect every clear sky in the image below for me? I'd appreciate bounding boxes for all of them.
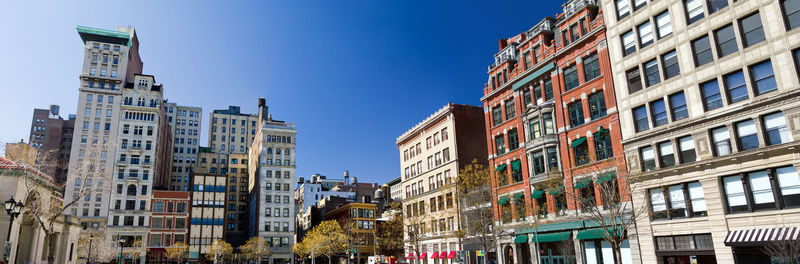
[0,0,562,185]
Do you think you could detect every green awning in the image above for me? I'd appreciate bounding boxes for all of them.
[513,193,525,202]
[498,197,510,205]
[512,62,556,91]
[596,173,615,184]
[514,235,528,243]
[549,186,564,195]
[576,227,623,240]
[593,126,609,137]
[574,178,593,189]
[569,137,587,149]
[531,190,545,199]
[496,164,508,172]
[511,160,522,170]
[534,231,572,242]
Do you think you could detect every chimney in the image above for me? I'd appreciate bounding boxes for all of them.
[258,97,269,122]
[499,39,508,50]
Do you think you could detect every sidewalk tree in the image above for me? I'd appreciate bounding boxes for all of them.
[455,160,502,262]
[207,239,234,262]
[165,242,189,264]
[305,220,347,264]
[240,236,271,264]
[377,204,404,258]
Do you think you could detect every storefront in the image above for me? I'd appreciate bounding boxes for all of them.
[725,226,800,264]
[653,233,716,264]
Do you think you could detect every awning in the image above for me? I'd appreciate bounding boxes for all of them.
[447,251,456,259]
[596,173,615,184]
[549,186,563,195]
[594,126,609,137]
[439,252,446,259]
[534,231,572,242]
[574,178,593,189]
[419,253,427,259]
[498,197,510,205]
[406,254,414,259]
[576,227,623,240]
[569,137,587,149]
[431,252,439,259]
[725,226,800,246]
[512,62,556,91]
[511,160,522,170]
[514,234,528,243]
[513,193,525,202]
[496,164,508,172]
[531,190,544,199]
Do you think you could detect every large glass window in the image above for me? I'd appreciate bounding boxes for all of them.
[669,92,688,121]
[568,101,585,127]
[627,67,643,94]
[656,11,673,38]
[623,30,637,56]
[750,60,777,95]
[641,146,656,172]
[588,92,607,120]
[764,112,793,145]
[564,65,580,91]
[783,0,800,29]
[692,36,713,66]
[650,99,668,127]
[638,21,654,48]
[661,50,680,79]
[708,0,728,13]
[658,141,675,168]
[701,79,723,111]
[678,136,696,163]
[735,120,759,151]
[584,53,601,81]
[712,126,732,156]
[685,0,705,24]
[725,167,800,213]
[715,24,738,58]
[633,105,650,132]
[740,13,766,47]
[645,59,661,87]
[723,71,748,103]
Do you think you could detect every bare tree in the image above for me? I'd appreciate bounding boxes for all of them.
[404,200,441,262]
[762,237,800,264]
[377,202,404,258]
[77,229,119,263]
[455,160,503,264]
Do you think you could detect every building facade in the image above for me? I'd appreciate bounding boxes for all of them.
[324,203,378,264]
[600,0,800,262]
[249,98,297,264]
[64,25,143,234]
[188,172,227,260]
[196,149,250,248]
[146,190,190,264]
[28,104,76,185]
[208,105,260,154]
[387,177,403,202]
[397,103,487,264]
[164,102,202,191]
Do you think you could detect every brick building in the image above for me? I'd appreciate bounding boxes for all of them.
[146,190,190,263]
[28,104,76,185]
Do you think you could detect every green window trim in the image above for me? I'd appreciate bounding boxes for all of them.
[514,234,529,243]
[573,178,593,189]
[531,190,545,199]
[498,197,510,205]
[569,137,587,149]
[496,164,508,172]
[534,231,572,242]
[511,160,522,170]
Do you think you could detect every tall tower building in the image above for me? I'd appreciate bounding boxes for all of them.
[249,98,297,264]
[208,106,260,154]
[64,26,143,231]
[28,104,76,184]
[164,102,202,191]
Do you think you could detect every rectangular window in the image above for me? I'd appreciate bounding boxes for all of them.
[543,113,555,134]
[783,0,800,29]
[622,30,637,56]
[568,101,585,127]
[505,99,515,120]
[688,182,707,216]
[508,129,519,150]
[588,92,607,120]
[595,131,613,160]
[627,67,643,94]
[650,188,668,219]
[656,11,673,38]
[740,13,766,47]
[528,118,541,140]
[777,166,800,207]
[764,112,793,145]
[546,147,559,171]
[735,120,759,151]
[544,79,554,100]
[659,141,675,168]
[668,185,687,218]
[711,126,731,156]
[523,89,532,107]
[661,50,680,79]
[701,79,723,111]
[692,36,713,66]
[651,99,668,127]
[685,0,705,24]
[532,151,545,175]
[669,92,688,121]
[492,106,503,126]
[495,136,505,155]
[715,24,738,58]
[724,175,748,213]
[633,105,650,132]
[573,139,590,166]
[617,0,631,19]
[749,170,775,210]
[638,21,654,48]
[641,146,656,171]
[564,65,580,91]
[583,53,601,81]
[723,71,748,103]
[750,60,777,95]
[534,81,542,102]
[678,136,697,163]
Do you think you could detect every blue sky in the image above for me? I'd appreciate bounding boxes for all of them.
[0,0,562,184]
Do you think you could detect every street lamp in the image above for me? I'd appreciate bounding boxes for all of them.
[4,196,24,262]
[118,237,126,264]
[88,235,94,264]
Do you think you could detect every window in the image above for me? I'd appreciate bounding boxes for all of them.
[641,146,656,171]
[622,30,636,56]
[650,188,668,219]
[685,0,705,24]
[650,99,668,127]
[508,129,519,150]
[543,113,555,134]
[658,141,675,168]
[588,92,606,120]
[523,89,532,107]
[764,112,792,145]
[528,118,541,140]
[650,182,707,220]
[505,99,515,120]
[778,166,800,207]
[583,53,601,81]
[546,147,560,171]
[715,24,738,58]
[595,130,613,160]
[723,71,748,103]
[573,139,590,166]
[783,0,800,29]
[627,67,643,94]
[711,126,731,156]
[633,105,649,132]
[532,151,545,175]
[568,101,584,127]
[616,0,631,19]
[660,51,680,80]
[656,11,673,38]
[495,136,505,155]
[669,92,688,121]
[701,79,723,111]
[692,36,713,66]
[645,59,662,87]
[668,185,686,218]
[735,120,759,151]
[638,21,654,48]
[678,136,697,163]
[740,13,765,47]
[544,79,554,100]
[564,65,579,91]
[492,106,502,126]
[750,60,777,95]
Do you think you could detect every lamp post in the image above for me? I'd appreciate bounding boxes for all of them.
[4,196,24,263]
[118,237,126,264]
[88,235,94,264]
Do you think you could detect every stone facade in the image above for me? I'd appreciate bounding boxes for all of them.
[163,102,202,191]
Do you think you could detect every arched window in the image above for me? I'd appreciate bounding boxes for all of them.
[126,184,137,196]
[267,148,273,154]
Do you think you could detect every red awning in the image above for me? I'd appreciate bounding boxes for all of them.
[439,252,446,259]
[419,253,427,259]
[406,254,414,259]
[431,252,439,259]
[447,251,456,259]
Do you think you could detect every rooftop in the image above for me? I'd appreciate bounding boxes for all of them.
[76,25,132,46]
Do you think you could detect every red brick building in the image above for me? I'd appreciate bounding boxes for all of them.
[28,105,76,185]
[480,0,635,263]
[146,190,190,263]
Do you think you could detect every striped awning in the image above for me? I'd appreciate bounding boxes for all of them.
[725,226,800,246]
